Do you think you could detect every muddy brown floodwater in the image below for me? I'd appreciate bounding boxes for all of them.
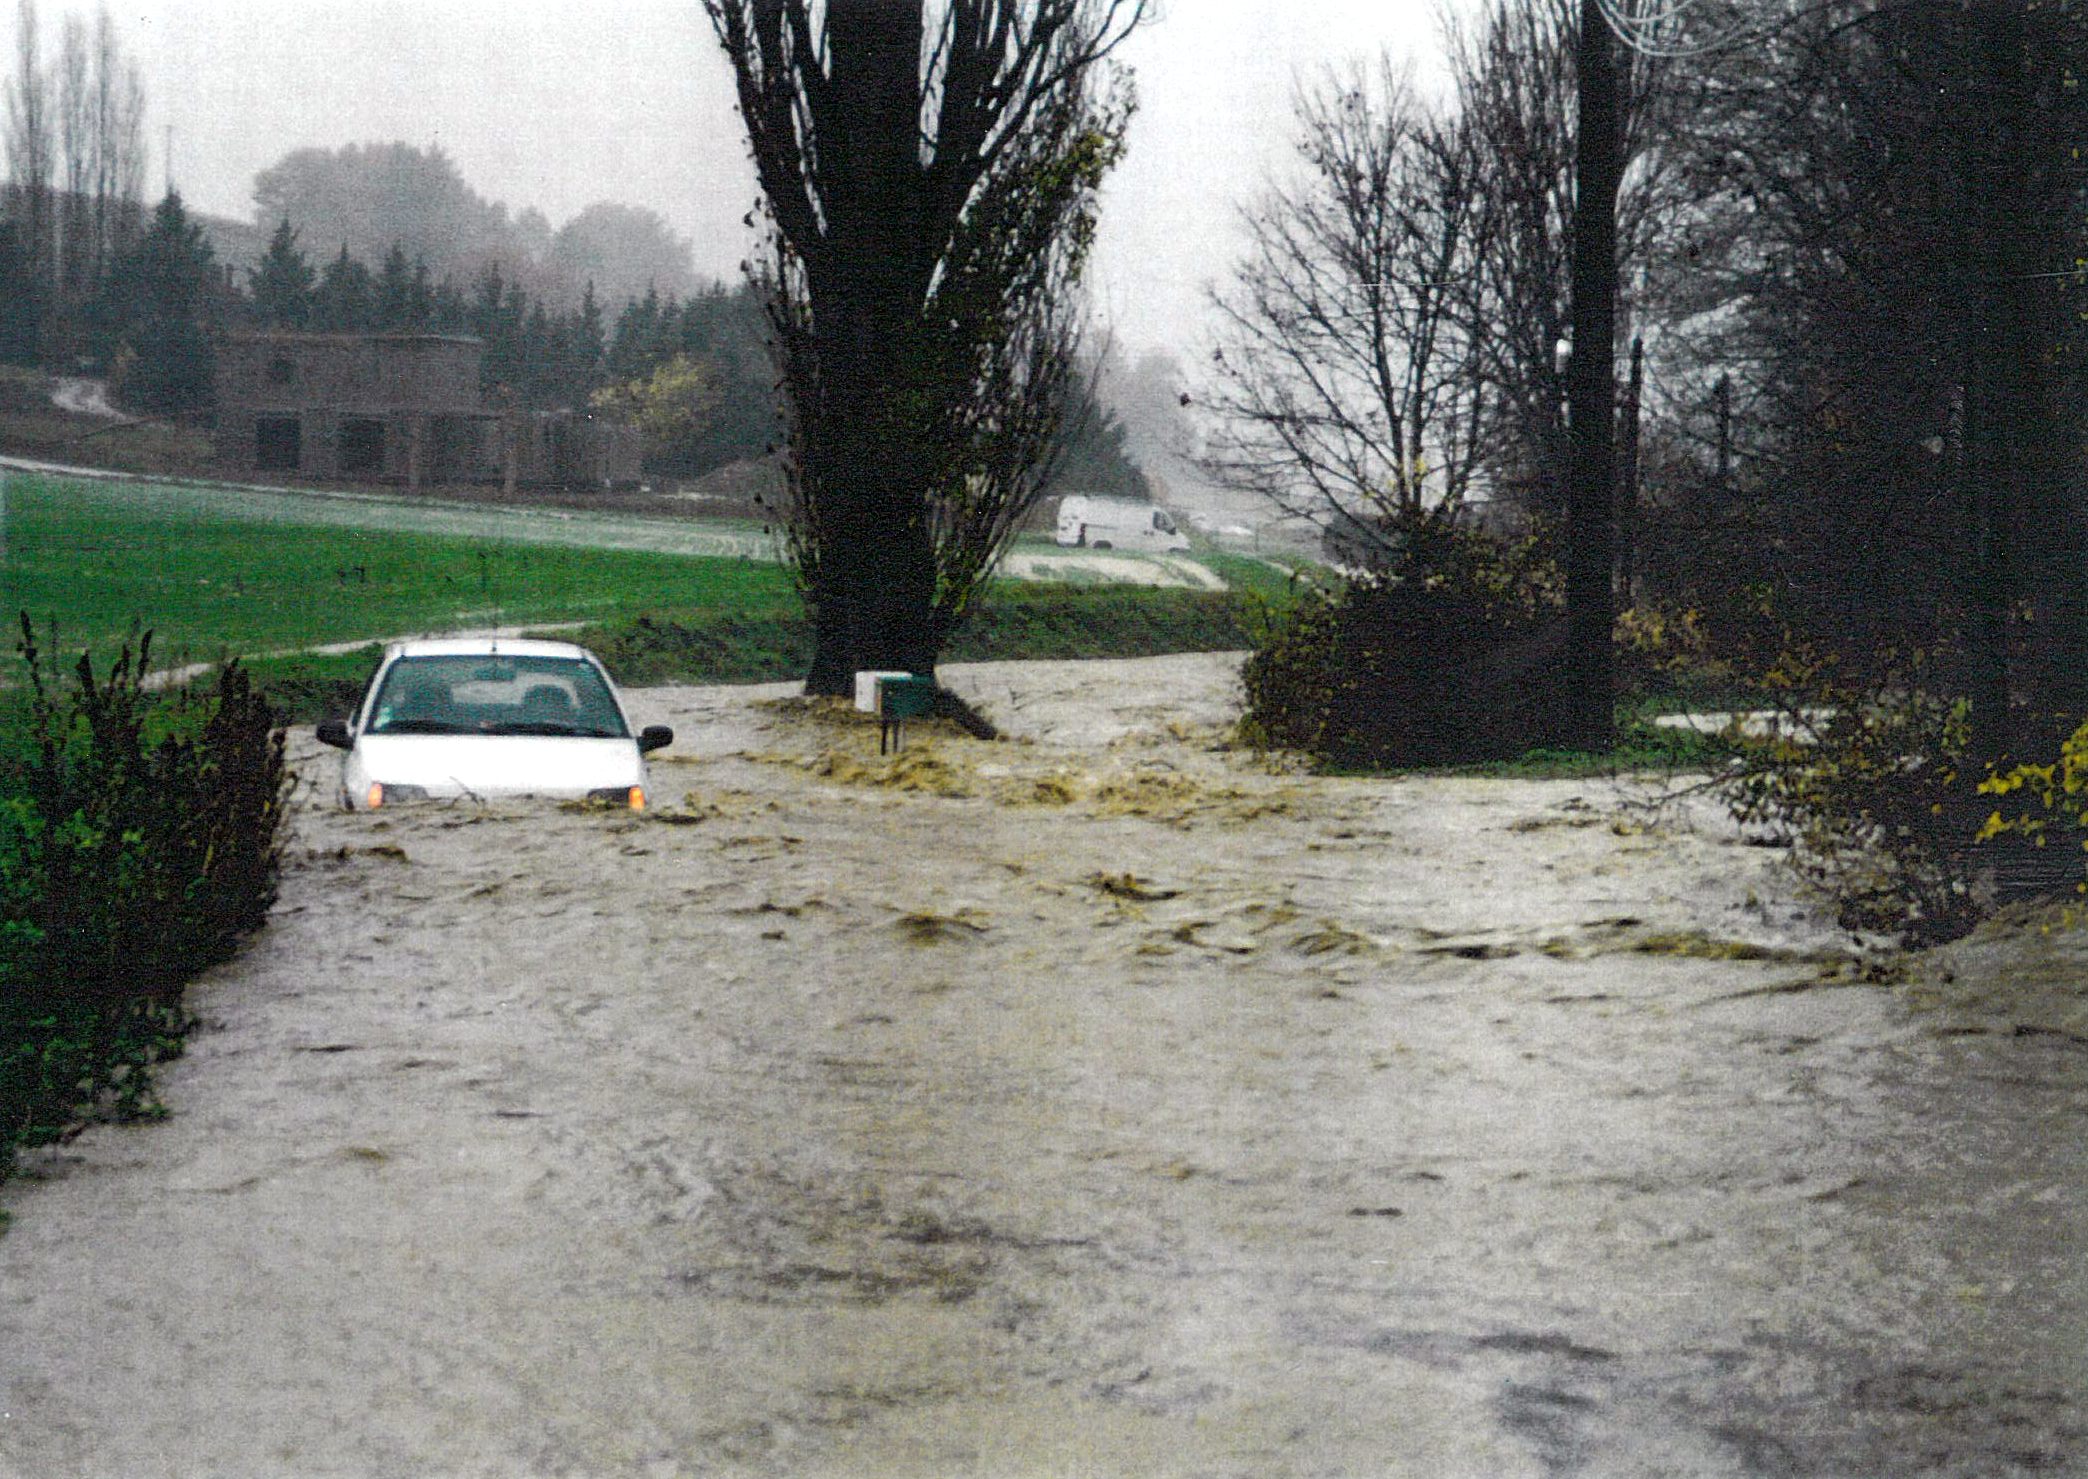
[3,652,2086,1478]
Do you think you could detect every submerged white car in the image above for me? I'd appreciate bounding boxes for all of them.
[316,638,672,811]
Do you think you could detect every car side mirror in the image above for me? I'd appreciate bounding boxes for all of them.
[637,725,674,754]
[316,718,354,750]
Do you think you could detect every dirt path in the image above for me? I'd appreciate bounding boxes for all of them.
[3,653,2084,1477]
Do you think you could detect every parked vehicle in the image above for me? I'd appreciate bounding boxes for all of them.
[316,638,672,810]
[1054,495,1191,553]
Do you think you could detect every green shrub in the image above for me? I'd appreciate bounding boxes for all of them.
[0,619,288,1188]
[1707,621,2018,945]
[1239,514,1568,767]
[1974,720,2088,908]
[1726,685,1985,944]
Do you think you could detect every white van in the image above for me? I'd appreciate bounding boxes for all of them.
[1055,495,1191,553]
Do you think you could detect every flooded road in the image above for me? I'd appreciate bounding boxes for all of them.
[2,653,2083,1477]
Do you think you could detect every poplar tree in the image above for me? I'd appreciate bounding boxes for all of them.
[706,0,1146,693]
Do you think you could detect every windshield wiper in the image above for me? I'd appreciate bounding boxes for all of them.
[373,718,473,735]
[481,721,624,738]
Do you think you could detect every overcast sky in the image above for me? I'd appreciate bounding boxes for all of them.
[7,1,1444,353]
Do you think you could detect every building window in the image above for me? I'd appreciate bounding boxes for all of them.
[255,416,301,472]
[266,356,296,386]
[339,417,386,477]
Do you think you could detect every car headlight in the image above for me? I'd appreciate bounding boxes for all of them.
[366,782,429,808]
[586,786,646,810]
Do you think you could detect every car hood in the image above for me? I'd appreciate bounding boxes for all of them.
[356,734,644,797]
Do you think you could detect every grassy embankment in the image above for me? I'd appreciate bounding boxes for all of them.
[0,473,1282,720]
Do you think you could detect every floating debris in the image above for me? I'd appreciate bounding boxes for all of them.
[1088,872,1181,902]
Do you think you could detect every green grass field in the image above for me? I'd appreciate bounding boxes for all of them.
[0,472,1274,719]
[0,472,798,664]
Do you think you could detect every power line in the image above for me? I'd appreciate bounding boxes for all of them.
[1592,0,1770,59]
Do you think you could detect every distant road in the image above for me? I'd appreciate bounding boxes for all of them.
[0,456,1236,589]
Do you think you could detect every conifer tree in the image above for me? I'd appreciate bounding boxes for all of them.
[312,244,374,332]
[248,216,314,330]
[374,242,415,330]
[105,190,216,412]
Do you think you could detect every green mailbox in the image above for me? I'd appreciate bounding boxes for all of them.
[878,674,935,753]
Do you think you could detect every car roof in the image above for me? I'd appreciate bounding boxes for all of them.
[382,638,601,663]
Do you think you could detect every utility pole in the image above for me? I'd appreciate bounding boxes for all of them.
[1564,0,1621,751]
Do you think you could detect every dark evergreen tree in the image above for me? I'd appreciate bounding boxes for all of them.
[575,281,606,389]
[595,279,779,477]
[477,277,529,398]
[0,219,40,364]
[608,284,664,381]
[1688,0,2088,751]
[104,191,217,413]
[408,255,435,331]
[429,275,468,334]
[312,245,375,332]
[375,241,414,330]
[249,216,315,330]
[521,298,553,405]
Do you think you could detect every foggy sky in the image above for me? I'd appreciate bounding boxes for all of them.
[5,1,1439,353]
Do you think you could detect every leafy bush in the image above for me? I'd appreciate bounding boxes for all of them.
[1612,601,1746,711]
[1704,615,2030,945]
[1975,721,2088,905]
[1239,514,1568,767]
[1726,683,1985,944]
[0,619,288,1188]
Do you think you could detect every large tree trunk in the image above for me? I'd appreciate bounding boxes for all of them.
[1563,0,1619,751]
[797,0,943,691]
[713,0,1139,694]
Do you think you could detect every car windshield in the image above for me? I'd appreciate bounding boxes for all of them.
[366,656,629,738]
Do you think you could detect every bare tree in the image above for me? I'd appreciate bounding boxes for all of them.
[90,8,146,285]
[1202,60,1494,549]
[4,2,143,365]
[55,11,86,307]
[1440,0,1693,522]
[707,0,1145,694]
[1202,0,1694,573]
[4,0,53,354]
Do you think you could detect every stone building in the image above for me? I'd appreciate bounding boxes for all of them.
[213,331,641,491]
